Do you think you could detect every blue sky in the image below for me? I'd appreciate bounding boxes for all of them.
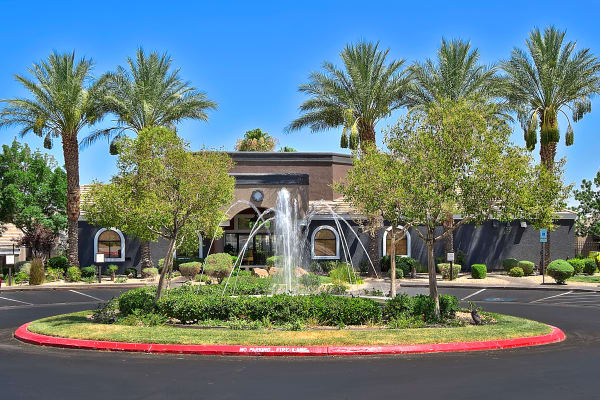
[1,0,599,197]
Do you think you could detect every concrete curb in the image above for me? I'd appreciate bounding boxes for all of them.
[15,322,565,357]
[0,283,150,293]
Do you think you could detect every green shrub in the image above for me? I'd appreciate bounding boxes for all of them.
[310,260,337,274]
[438,263,461,280]
[118,287,157,316]
[81,276,95,284]
[358,261,370,276]
[108,265,119,273]
[14,271,29,284]
[567,259,585,275]
[126,267,137,278]
[299,273,321,291]
[383,294,414,320]
[503,258,518,272]
[583,258,597,275]
[413,294,459,322]
[266,256,280,267]
[380,256,417,276]
[142,267,159,278]
[45,267,62,282]
[203,253,233,283]
[328,263,362,284]
[518,261,535,276]
[194,273,212,283]
[547,260,574,284]
[395,268,404,279]
[80,266,96,278]
[16,261,31,275]
[47,256,68,271]
[178,262,202,279]
[471,264,487,279]
[508,267,524,277]
[29,258,45,285]
[322,283,347,295]
[66,266,81,282]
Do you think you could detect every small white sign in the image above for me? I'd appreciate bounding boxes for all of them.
[447,253,455,262]
[5,255,15,265]
[95,253,105,263]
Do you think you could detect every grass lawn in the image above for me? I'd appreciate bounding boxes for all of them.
[568,275,600,283]
[27,311,552,346]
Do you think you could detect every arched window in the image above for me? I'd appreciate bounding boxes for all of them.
[94,228,125,262]
[311,226,340,260]
[382,226,411,258]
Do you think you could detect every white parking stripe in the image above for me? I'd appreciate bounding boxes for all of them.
[461,288,486,301]
[0,296,33,305]
[69,290,104,302]
[531,291,572,303]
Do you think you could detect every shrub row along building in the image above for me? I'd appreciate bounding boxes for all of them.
[77,152,576,273]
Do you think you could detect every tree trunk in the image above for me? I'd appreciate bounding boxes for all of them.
[390,227,396,298]
[540,142,556,269]
[62,135,80,267]
[139,241,154,272]
[358,121,376,151]
[368,230,381,276]
[155,238,176,301]
[443,213,454,256]
[426,235,440,319]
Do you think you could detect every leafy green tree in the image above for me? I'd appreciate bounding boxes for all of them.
[82,127,235,299]
[0,52,106,266]
[407,39,504,257]
[80,48,217,269]
[341,99,559,317]
[235,128,277,151]
[334,145,409,295]
[501,26,600,264]
[287,40,410,150]
[0,139,66,236]
[573,169,600,238]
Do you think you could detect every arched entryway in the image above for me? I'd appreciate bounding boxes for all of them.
[222,208,275,266]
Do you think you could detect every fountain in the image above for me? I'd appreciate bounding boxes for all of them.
[222,188,377,295]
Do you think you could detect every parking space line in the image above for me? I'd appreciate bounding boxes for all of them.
[461,288,486,301]
[531,291,572,303]
[0,296,33,305]
[69,290,105,302]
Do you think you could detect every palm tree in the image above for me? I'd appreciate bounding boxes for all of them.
[502,26,600,266]
[0,52,107,267]
[287,40,410,150]
[235,128,277,151]
[81,48,217,269]
[407,38,503,257]
[406,38,502,108]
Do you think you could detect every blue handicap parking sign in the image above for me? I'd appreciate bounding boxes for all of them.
[540,229,547,243]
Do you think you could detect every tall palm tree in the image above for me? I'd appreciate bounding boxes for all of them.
[81,48,217,269]
[287,40,410,150]
[0,52,107,267]
[406,38,502,108]
[407,38,503,257]
[502,26,600,265]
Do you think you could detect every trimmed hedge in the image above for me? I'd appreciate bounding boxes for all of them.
[438,263,461,280]
[383,294,458,322]
[503,258,518,272]
[518,261,535,276]
[203,253,233,282]
[471,264,487,279]
[178,262,202,279]
[583,258,597,275]
[547,260,574,284]
[508,267,524,277]
[567,259,585,275]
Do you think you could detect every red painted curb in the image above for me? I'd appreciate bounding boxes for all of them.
[14,322,565,356]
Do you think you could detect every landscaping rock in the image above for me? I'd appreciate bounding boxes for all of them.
[295,267,308,277]
[269,267,281,276]
[253,268,269,278]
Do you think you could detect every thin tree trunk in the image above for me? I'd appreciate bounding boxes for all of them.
[155,238,176,301]
[368,230,381,276]
[390,227,396,298]
[62,135,80,267]
[426,233,440,319]
[139,241,154,271]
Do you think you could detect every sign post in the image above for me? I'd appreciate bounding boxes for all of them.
[540,229,547,284]
[95,253,105,284]
[447,253,455,281]
[6,244,15,286]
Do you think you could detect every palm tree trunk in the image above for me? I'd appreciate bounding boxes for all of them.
[443,213,454,256]
[368,231,381,276]
[139,241,154,270]
[540,142,557,267]
[62,135,80,267]
[358,121,376,151]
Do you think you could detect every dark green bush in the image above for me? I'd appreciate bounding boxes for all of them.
[178,262,202,279]
[518,261,535,276]
[383,294,414,320]
[126,267,137,278]
[395,268,404,279]
[81,266,96,278]
[380,256,417,276]
[583,258,597,275]
[29,258,45,285]
[508,267,524,277]
[471,264,487,279]
[358,261,370,276]
[66,266,81,282]
[438,263,461,280]
[503,258,518,272]
[47,256,68,271]
[412,294,459,322]
[118,286,157,316]
[547,260,574,284]
[567,259,585,275]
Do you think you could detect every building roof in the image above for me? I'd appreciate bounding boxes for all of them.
[227,151,354,165]
[308,198,360,217]
[0,223,23,254]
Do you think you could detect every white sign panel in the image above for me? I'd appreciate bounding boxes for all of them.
[95,253,105,263]
[447,253,455,262]
[5,255,15,265]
